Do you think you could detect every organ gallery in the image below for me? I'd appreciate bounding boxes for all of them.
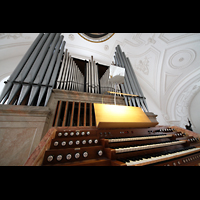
[0,33,200,166]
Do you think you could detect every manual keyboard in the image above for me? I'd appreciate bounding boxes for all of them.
[113,140,186,153]
[117,146,200,166]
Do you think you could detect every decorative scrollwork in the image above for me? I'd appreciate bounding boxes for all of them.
[0,33,30,40]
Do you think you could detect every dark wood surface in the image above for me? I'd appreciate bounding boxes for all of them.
[39,125,200,166]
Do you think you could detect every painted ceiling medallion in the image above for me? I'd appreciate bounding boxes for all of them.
[78,33,114,43]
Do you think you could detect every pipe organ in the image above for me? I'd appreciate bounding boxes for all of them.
[0,33,147,111]
[1,33,199,166]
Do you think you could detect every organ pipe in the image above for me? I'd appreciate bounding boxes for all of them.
[114,45,149,112]
[44,40,66,106]
[0,34,146,109]
[56,48,84,93]
[36,35,64,106]
[6,33,50,105]
[17,33,58,105]
[28,33,61,106]
[0,33,44,103]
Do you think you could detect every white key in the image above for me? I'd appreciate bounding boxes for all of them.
[126,147,200,166]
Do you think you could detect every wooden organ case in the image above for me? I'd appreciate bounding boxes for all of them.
[41,127,200,166]
[25,100,200,166]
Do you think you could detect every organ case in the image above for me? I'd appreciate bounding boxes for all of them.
[24,99,200,166]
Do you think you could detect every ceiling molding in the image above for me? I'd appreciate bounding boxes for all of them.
[127,46,161,92]
[168,48,196,69]
[164,72,180,92]
[0,33,30,40]
[0,42,32,50]
[158,33,197,44]
[165,68,200,121]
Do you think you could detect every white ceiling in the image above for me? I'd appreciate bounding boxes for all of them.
[0,33,200,132]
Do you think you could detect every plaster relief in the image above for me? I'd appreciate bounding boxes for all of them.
[131,33,157,47]
[164,72,179,92]
[158,33,196,44]
[135,56,150,75]
[176,80,200,128]
[168,49,196,69]
[127,46,160,92]
[0,33,30,40]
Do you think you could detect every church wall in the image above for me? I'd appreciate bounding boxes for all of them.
[189,91,200,133]
[0,104,51,166]
[0,56,23,82]
[143,87,168,126]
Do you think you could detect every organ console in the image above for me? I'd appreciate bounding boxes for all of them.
[2,33,198,166]
[39,126,200,166]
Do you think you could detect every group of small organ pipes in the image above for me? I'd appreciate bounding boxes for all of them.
[37,125,200,166]
[56,49,84,92]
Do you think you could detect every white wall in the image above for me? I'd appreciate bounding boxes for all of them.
[0,56,23,81]
[0,56,24,97]
[189,91,200,133]
[143,89,168,126]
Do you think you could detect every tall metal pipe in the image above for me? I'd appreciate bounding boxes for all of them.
[37,35,64,106]
[67,57,73,90]
[71,61,75,90]
[90,56,94,93]
[0,33,44,103]
[56,49,67,89]
[44,41,66,106]
[88,60,91,93]
[28,33,60,106]
[85,63,89,92]
[117,45,145,108]
[114,50,129,105]
[116,46,135,106]
[120,50,141,107]
[17,33,57,105]
[126,57,149,112]
[63,53,70,90]
[6,33,50,104]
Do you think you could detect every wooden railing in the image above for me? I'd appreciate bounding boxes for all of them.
[24,127,57,166]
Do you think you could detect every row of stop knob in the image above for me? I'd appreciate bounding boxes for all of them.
[54,139,98,146]
[57,131,90,137]
[47,150,103,162]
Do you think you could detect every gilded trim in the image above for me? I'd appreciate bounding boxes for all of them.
[78,33,115,43]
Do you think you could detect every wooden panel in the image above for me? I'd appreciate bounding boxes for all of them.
[51,159,111,166]
[97,122,158,128]
[93,103,157,128]
[90,103,92,127]
[54,101,62,127]
[70,101,75,126]
[24,127,57,166]
[77,102,81,127]
[62,101,68,127]
[42,146,105,165]
[84,102,86,126]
